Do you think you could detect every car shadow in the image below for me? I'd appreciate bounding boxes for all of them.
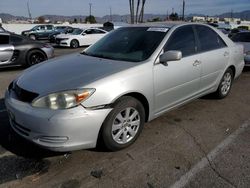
[0,66,24,72]
[0,98,64,159]
[243,66,250,72]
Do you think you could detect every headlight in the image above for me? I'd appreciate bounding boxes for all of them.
[32,89,95,110]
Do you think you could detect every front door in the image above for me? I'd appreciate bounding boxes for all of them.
[0,34,14,65]
[153,25,201,115]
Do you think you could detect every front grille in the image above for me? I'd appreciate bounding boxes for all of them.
[13,84,39,103]
[55,38,64,44]
[11,119,31,137]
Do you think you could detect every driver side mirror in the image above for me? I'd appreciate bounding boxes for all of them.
[159,50,182,66]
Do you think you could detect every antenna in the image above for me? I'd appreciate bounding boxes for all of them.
[27,0,32,20]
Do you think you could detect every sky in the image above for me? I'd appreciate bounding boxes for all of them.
[0,0,249,17]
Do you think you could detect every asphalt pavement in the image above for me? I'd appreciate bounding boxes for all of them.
[0,47,249,188]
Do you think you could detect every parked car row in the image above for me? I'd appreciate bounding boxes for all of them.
[21,24,110,48]
[55,28,107,48]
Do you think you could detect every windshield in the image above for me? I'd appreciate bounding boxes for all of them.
[83,27,168,62]
[71,28,83,35]
[32,26,39,30]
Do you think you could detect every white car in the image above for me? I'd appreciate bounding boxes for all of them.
[55,28,108,48]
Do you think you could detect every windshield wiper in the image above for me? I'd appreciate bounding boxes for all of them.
[81,52,114,60]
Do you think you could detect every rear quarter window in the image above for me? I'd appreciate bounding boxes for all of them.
[0,35,9,44]
[195,25,227,52]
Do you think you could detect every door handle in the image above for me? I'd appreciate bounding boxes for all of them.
[193,60,201,66]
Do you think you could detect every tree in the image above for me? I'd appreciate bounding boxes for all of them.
[37,16,45,23]
[129,0,146,24]
[169,13,179,21]
[85,15,96,23]
[74,18,78,23]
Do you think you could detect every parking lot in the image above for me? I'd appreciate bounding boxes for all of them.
[0,47,250,188]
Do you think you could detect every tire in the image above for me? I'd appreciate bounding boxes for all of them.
[29,34,36,40]
[70,39,79,48]
[214,68,234,99]
[101,96,145,151]
[26,50,46,67]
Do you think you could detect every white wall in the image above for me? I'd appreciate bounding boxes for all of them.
[2,23,103,34]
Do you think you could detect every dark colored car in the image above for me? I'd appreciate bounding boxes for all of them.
[21,25,55,40]
[231,31,250,66]
[0,32,54,68]
[228,28,247,38]
[48,26,74,43]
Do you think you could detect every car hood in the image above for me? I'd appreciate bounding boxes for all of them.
[16,53,137,95]
[22,29,32,33]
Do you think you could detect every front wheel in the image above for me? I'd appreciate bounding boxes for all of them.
[101,96,145,151]
[26,50,46,67]
[70,39,79,48]
[214,68,234,99]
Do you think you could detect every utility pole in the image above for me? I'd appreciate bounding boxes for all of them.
[109,6,112,21]
[27,0,32,20]
[182,0,185,21]
[89,3,92,16]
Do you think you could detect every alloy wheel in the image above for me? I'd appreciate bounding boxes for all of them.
[111,107,140,144]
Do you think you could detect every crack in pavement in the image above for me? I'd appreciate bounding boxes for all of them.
[176,123,237,188]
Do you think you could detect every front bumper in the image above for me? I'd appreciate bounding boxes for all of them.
[55,39,70,47]
[5,90,112,152]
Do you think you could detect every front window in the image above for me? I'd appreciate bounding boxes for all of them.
[164,25,196,57]
[83,27,168,62]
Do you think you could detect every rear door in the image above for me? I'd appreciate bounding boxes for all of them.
[194,25,229,92]
[0,34,14,65]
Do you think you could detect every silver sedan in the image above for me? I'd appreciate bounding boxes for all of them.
[5,23,244,151]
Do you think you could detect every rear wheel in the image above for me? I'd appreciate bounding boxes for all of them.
[214,68,234,99]
[70,39,79,48]
[26,50,46,67]
[101,96,145,151]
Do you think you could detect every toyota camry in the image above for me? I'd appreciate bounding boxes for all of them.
[5,23,244,151]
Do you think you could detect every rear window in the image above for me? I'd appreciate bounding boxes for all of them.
[196,25,227,52]
[46,25,53,30]
[0,35,9,44]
